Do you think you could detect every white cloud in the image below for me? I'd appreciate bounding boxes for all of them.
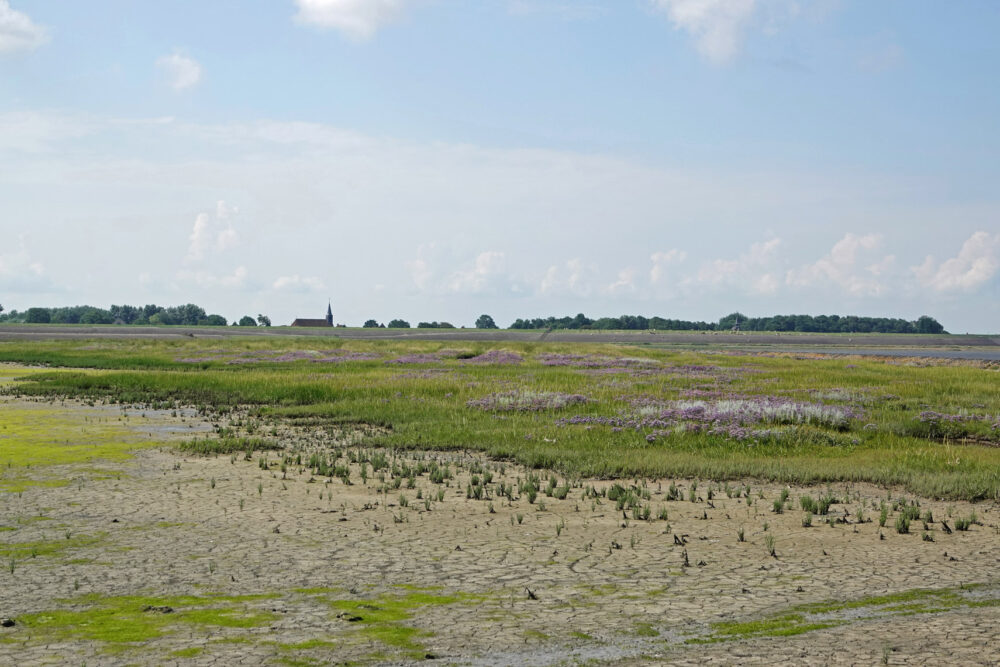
[447,250,507,294]
[649,248,687,283]
[0,235,53,293]
[157,52,203,91]
[293,0,406,39]
[0,0,47,54]
[786,233,891,296]
[273,274,326,292]
[187,201,238,261]
[605,267,637,295]
[538,258,596,297]
[912,231,1000,292]
[651,0,801,63]
[652,0,757,63]
[690,237,781,293]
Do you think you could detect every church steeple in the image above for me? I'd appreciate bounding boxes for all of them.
[326,300,333,326]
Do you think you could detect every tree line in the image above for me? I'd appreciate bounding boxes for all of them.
[508,312,945,334]
[0,303,946,333]
[0,303,270,327]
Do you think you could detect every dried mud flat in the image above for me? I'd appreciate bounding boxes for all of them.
[1,401,998,666]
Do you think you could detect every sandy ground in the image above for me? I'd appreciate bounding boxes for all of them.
[0,400,998,666]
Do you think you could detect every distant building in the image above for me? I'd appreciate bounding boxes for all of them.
[291,301,334,328]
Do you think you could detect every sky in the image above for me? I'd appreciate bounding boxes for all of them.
[1,1,998,333]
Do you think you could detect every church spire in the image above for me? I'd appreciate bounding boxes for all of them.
[326,300,333,326]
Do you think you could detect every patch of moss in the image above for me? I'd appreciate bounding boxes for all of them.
[634,622,659,637]
[17,593,278,648]
[317,590,481,657]
[691,584,1000,645]
[0,395,175,492]
[169,646,204,658]
[0,533,103,560]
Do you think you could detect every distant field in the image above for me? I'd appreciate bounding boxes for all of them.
[1,324,999,359]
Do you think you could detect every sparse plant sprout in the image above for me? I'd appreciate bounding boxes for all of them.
[922,531,934,542]
[516,513,524,525]
[879,503,889,527]
[802,512,813,527]
[737,527,745,542]
[765,534,776,557]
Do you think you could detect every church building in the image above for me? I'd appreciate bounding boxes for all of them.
[291,302,334,327]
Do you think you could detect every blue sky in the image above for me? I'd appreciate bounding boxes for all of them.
[1,1,998,332]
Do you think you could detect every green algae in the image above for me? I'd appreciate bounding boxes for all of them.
[688,584,1000,645]
[16,593,278,648]
[314,589,482,658]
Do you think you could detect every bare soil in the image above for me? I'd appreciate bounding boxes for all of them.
[1,399,998,666]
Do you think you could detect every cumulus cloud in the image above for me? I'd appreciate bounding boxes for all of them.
[649,248,687,284]
[651,0,757,63]
[272,274,326,292]
[538,258,596,297]
[605,267,637,295]
[690,237,781,294]
[447,251,507,294]
[651,0,800,63]
[293,0,406,39]
[157,52,203,91]
[912,231,1000,292]
[0,235,54,292]
[786,233,892,296]
[187,201,238,261]
[0,0,47,54]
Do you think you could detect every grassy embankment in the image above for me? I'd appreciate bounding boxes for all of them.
[1,337,998,500]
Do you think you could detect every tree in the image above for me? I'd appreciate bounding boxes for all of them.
[256,314,271,327]
[200,315,228,326]
[387,319,410,328]
[26,307,51,323]
[0,304,4,315]
[475,314,498,329]
[363,319,381,328]
[238,315,257,326]
[915,315,945,334]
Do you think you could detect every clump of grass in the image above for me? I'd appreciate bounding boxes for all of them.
[765,534,776,557]
[895,513,910,534]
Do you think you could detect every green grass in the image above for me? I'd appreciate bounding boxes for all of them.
[313,589,482,657]
[3,338,999,499]
[16,593,279,647]
[0,533,103,560]
[690,584,999,645]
